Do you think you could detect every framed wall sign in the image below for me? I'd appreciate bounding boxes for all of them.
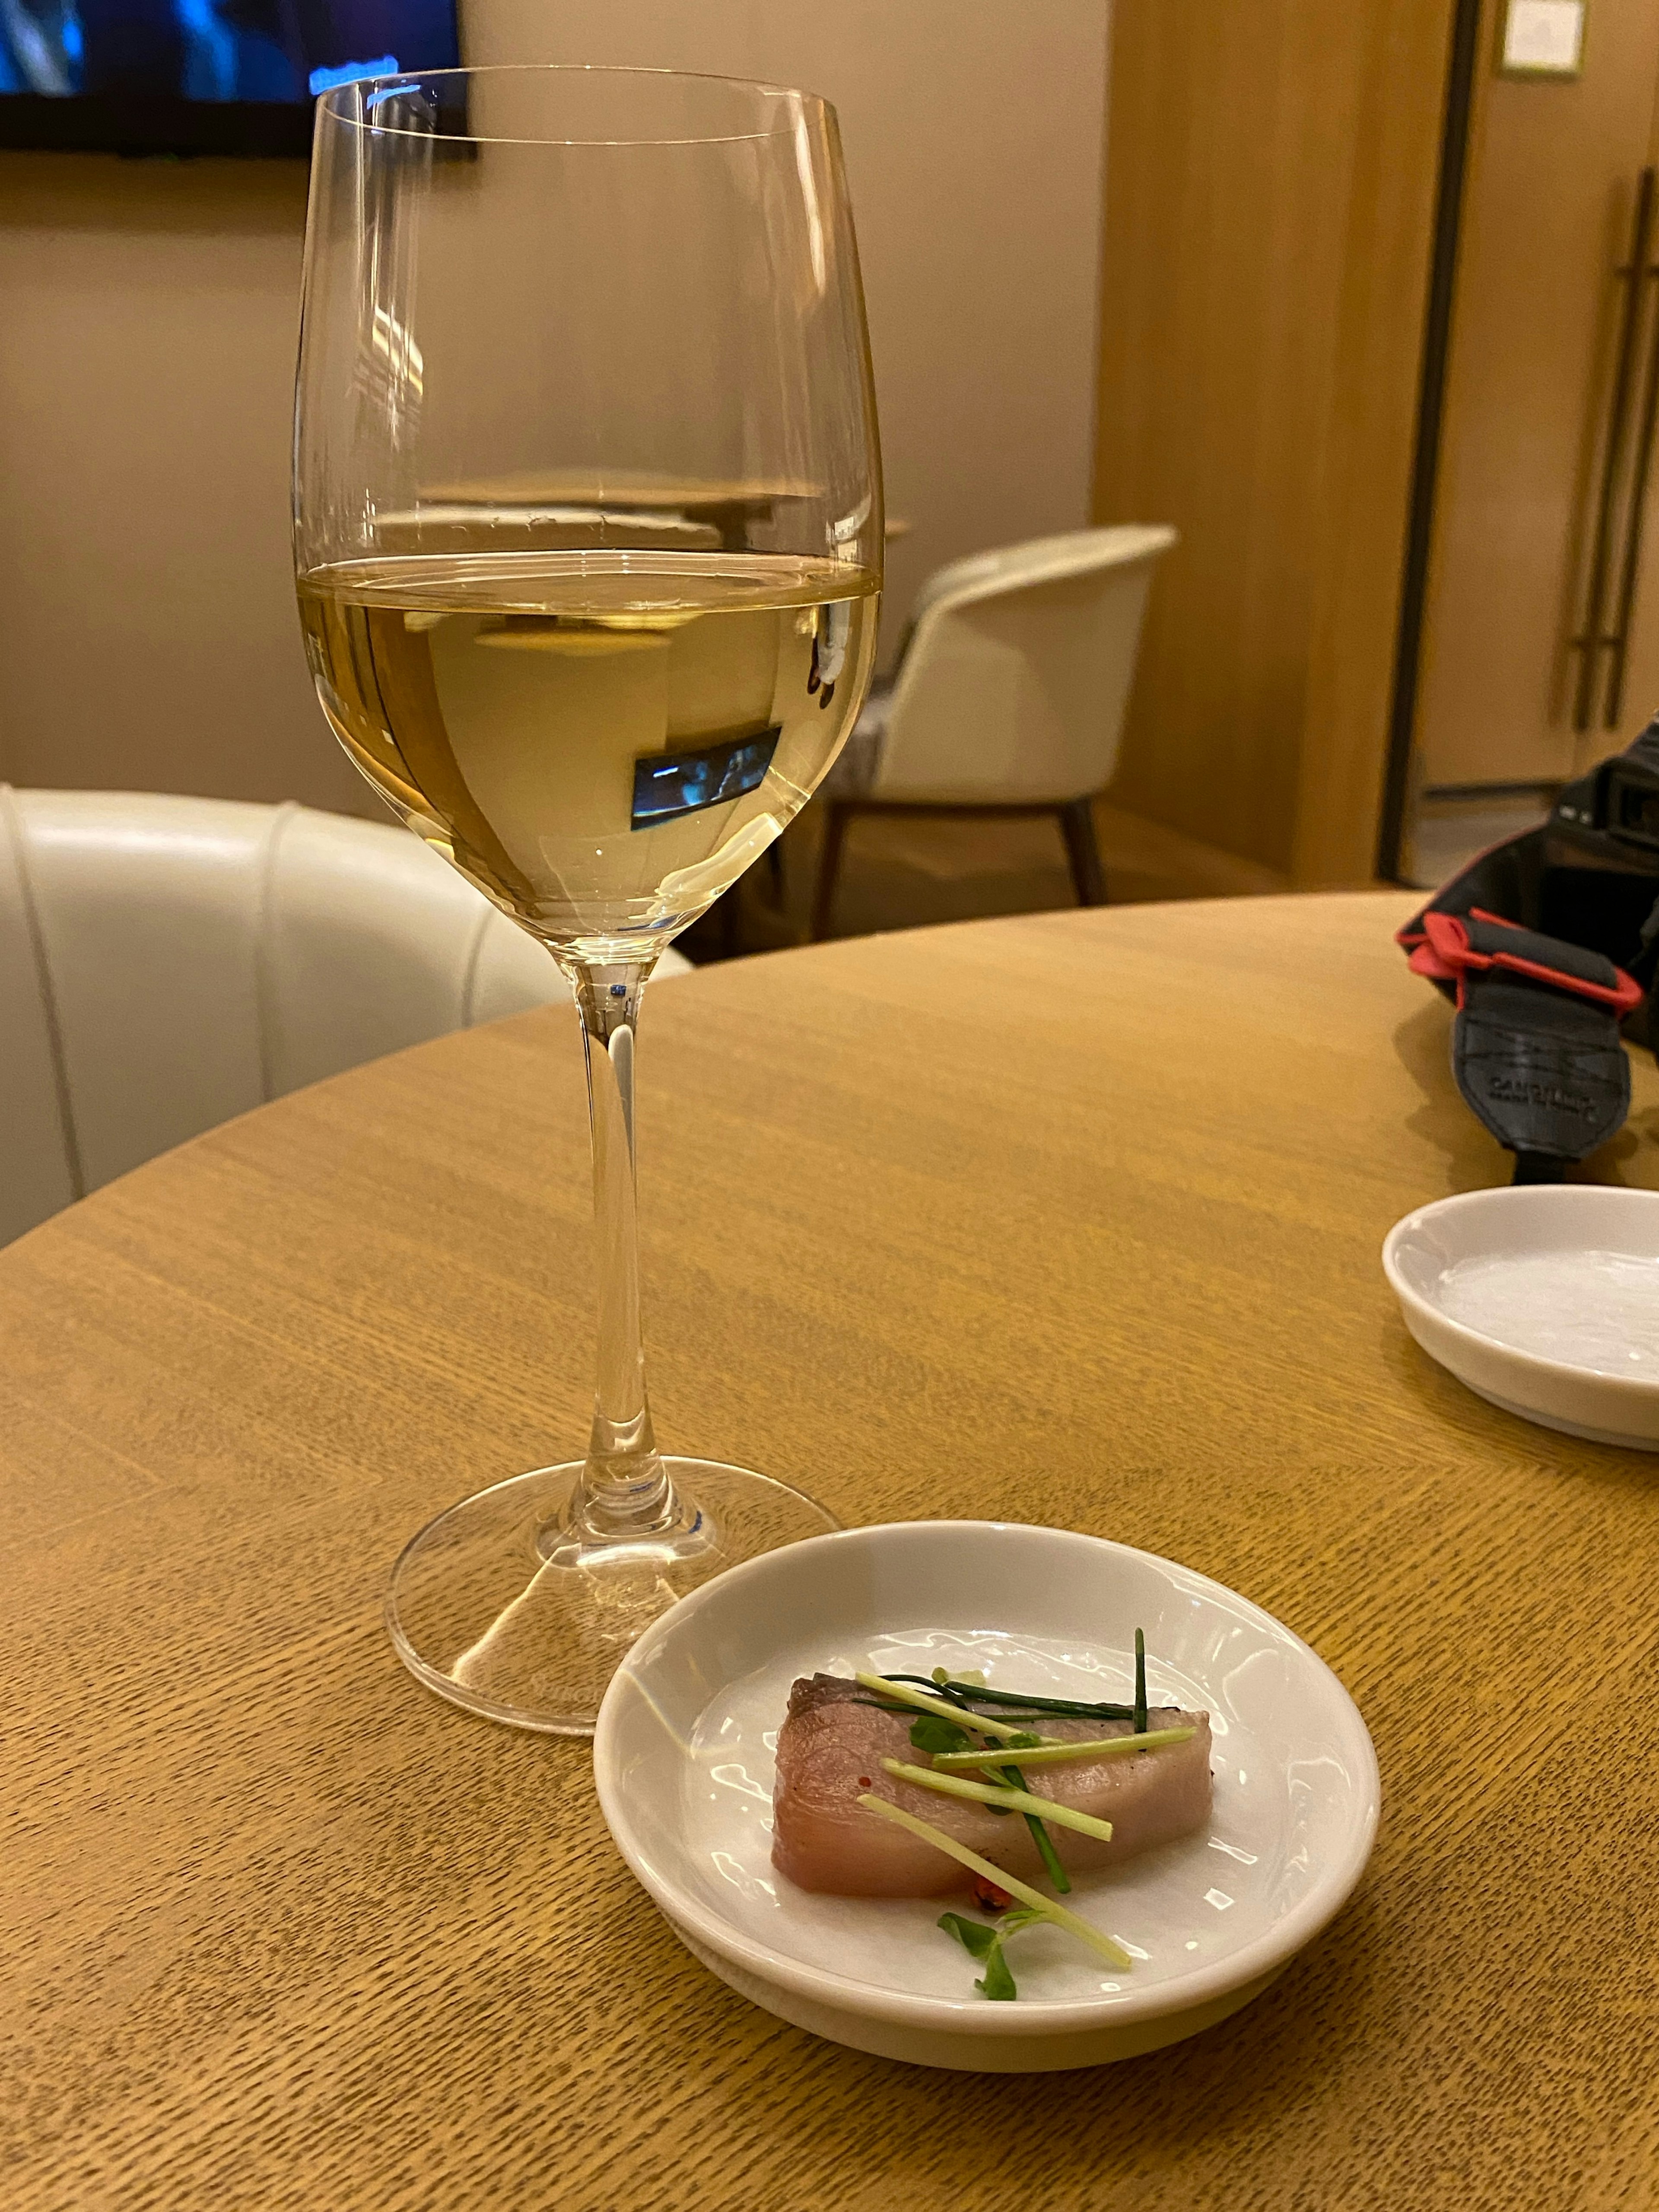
[1498,0,1586,77]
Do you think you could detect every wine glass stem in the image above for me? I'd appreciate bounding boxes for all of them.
[569,960,675,1538]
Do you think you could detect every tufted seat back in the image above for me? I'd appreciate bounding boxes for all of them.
[0,789,688,1246]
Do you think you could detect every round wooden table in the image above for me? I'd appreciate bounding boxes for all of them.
[7,893,1657,2211]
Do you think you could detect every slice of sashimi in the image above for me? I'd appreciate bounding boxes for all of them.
[771,1673,1213,1898]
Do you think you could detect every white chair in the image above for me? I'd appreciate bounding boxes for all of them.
[0,790,690,1248]
[811,524,1177,937]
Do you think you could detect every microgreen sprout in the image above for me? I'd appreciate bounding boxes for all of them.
[907,1713,972,1756]
[908,1712,1014,1815]
[938,1907,1044,2000]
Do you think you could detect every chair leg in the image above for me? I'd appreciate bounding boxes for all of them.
[1058,798,1107,907]
[811,802,853,940]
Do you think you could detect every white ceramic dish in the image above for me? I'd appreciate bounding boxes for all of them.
[593,1520,1379,2072]
[1382,1185,1659,1449]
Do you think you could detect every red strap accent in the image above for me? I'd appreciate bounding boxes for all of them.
[1407,940,1457,983]
[1419,911,1643,1014]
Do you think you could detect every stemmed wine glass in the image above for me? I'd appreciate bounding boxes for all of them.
[292,66,882,1732]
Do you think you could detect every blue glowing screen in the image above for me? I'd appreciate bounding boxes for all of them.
[0,5,459,106]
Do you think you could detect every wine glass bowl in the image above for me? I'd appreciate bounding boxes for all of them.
[297,554,878,964]
[292,65,882,1731]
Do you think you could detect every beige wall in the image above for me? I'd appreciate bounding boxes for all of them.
[0,2,1108,813]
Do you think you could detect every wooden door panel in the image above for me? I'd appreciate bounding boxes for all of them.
[1415,1,1659,790]
[1582,227,1659,770]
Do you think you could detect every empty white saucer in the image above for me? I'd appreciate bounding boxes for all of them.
[1382,1185,1659,1449]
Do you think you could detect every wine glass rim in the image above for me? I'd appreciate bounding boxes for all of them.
[314,61,835,148]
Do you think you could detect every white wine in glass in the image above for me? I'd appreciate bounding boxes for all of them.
[293,67,882,1732]
[299,551,880,951]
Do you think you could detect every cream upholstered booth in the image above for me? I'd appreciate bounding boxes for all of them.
[812,524,1176,936]
[0,790,690,1248]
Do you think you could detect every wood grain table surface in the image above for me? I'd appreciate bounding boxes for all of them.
[5,892,1658,2212]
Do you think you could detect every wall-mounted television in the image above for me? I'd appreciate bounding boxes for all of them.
[0,3,462,156]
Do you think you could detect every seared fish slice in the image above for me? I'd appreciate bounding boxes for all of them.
[772,1673,1213,1898]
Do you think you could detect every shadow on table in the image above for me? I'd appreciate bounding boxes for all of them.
[731,1885,1395,2206]
[1381,1294,1659,1491]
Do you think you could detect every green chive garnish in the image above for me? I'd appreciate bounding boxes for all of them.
[882,1673,1136,1723]
[1002,1764,1072,1892]
[853,1673,1036,1743]
[1134,1628,1147,1739]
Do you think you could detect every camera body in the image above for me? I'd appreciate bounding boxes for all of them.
[1445,730,1659,1046]
[1598,747,1659,851]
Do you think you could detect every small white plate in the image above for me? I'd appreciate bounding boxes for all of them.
[593,1520,1379,2072]
[1382,1185,1659,1449]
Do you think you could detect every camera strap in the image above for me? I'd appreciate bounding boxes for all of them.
[1397,721,1659,1182]
[1398,909,1640,1179]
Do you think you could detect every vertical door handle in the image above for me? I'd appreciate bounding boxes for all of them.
[1574,166,1657,732]
[1606,184,1659,727]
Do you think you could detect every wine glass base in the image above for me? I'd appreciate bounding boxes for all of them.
[385,1457,838,1735]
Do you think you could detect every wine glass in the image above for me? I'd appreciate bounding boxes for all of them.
[292,66,882,1733]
